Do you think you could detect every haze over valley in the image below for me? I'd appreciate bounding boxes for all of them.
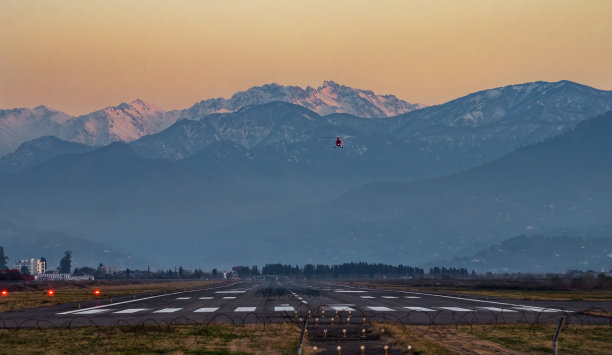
[1,80,611,272]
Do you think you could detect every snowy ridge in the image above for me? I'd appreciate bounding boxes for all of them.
[186,81,421,119]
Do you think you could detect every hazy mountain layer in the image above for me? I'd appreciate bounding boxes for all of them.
[0,217,139,269]
[447,234,612,273]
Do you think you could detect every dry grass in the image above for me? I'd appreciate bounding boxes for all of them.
[0,322,300,354]
[0,280,226,312]
[376,322,612,355]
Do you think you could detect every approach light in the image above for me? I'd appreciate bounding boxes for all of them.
[47,290,55,296]
[93,289,101,296]
[1,290,7,296]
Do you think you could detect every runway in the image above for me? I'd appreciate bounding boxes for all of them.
[0,280,608,327]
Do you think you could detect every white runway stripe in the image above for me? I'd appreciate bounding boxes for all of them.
[335,290,366,293]
[176,297,191,300]
[199,297,213,300]
[216,290,246,294]
[360,296,375,299]
[154,308,182,313]
[513,306,561,313]
[367,306,395,311]
[74,309,112,315]
[478,307,517,313]
[223,297,236,299]
[114,308,149,314]
[194,307,219,313]
[404,296,420,299]
[382,296,398,299]
[439,307,472,312]
[331,306,355,311]
[404,307,436,312]
[234,307,256,312]
[274,306,295,312]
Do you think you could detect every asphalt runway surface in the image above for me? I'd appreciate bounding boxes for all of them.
[1,280,609,327]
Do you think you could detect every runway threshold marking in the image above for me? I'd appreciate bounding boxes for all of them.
[439,307,472,312]
[234,307,256,312]
[323,283,566,312]
[367,306,395,311]
[194,307,219,313]
[360,296,375,299]
[113,308,149,314]
[404,307,436,312]
[478,307,517,313]
[199,297,214,300]
[176,297,191,300]
[513,306,561,313]
[154,308,182,313]
[223,297,236,299]
[215,290,246,294]
[74,309,112,315]
[382,296,398,299]
[331,306,355,311]
[274,306,295,312]
[56,282,243,315]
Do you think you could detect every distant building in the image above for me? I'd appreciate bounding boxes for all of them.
[14,258,46,276]
[99,265,117,275]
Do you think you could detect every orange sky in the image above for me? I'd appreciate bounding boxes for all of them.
[1,0,611,115]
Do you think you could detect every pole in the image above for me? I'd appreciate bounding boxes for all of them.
[552,317,564,355]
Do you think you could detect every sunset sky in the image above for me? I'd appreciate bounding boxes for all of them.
[1,0,611,115]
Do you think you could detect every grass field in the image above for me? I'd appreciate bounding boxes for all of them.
[0,322,300,355]
[344,281,612,301]
[378,323,612,355]
[0,280,227,312]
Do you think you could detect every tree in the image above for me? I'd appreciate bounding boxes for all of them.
[0,246,7,270]
[178,266,184,278]
[59,250,72,274]
[20,265,29,274]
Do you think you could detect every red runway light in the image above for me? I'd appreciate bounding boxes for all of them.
[47,290,55,296]
[1,290,7,296]
[93,289,101,296]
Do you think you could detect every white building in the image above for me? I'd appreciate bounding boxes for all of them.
[14,258,46,275]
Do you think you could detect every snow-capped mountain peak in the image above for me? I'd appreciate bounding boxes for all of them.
[186,81,421,119]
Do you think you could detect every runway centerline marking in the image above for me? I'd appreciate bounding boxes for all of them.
[199,297,213,300]
[382,296,398,299]
[215,290,246,294]
[360,296,375,299]
[223,297,236,299]
[176,297,191,300]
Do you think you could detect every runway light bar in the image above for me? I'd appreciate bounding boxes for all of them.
[93,289,101,296]
[1,290,7,296]
[47,290,55,296]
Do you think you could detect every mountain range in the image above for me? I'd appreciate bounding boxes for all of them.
[0,81,420,156]
[0,80,611,270]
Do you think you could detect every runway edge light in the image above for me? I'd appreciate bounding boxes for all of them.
[1,290,7,296]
